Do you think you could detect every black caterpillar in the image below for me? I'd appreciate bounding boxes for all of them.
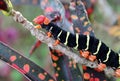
[40,22,120,69]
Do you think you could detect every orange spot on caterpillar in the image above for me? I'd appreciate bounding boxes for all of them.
[23,64,30,73]
[53,40,60,46]
[47,32,52,37]
[51,54,59,61]
[38,73,45,80]
[79,50,83,54]
[34,25,42,29]
[10,56,17,62]
[80,51,89,58]
[83,72,90,80]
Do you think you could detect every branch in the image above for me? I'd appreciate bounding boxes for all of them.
[11,9,115,77]
[11,9,97,68]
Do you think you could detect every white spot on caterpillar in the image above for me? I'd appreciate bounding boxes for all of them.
[64,32,70,45]
[74,33,79,50]
[85,35,90,50]
[103,48,111,62]
[57,30,62,40]
[93,40,102,55]
[49,26,53,32]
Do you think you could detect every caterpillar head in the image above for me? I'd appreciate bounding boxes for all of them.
[33,15,47,24]
[33,15,50,29]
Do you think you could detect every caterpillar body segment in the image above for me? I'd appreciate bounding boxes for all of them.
[41,22,119,69]
[33,15,120,77]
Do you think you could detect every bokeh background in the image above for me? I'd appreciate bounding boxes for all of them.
[0,0,120,81]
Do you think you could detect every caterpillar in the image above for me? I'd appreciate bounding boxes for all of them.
[33,15,120,76]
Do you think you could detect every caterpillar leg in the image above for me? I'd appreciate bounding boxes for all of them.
[79,50,89,58]
[88,55,96,62]
[97,63,106,71]
[115,69,120,77]
[53,40,60,46]
[34,25,42,29]
[47,32,52,37]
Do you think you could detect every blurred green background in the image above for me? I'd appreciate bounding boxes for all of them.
[0,0,120,81]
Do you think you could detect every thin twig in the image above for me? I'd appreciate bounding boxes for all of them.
[11,9,115,77]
